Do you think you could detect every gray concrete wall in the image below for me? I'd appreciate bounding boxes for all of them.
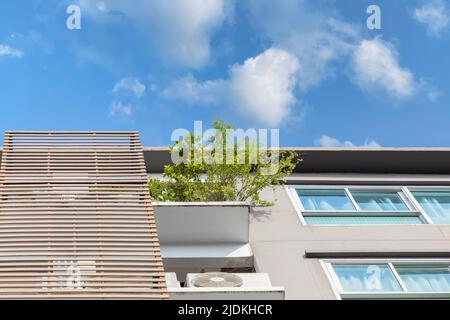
[249,174,450,300]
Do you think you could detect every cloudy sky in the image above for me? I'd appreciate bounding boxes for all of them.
[0,0,449,146]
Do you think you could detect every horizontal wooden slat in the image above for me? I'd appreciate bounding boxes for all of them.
[0,261,164,266]
[0,131,167,299]
[0,231,158,236]
[0,239,160,245]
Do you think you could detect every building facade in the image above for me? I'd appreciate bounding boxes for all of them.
[1,136,450,300]
[146,147,450,300]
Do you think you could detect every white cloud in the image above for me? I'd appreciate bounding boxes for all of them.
[0,44,24,58]
[108,100,132,118]
[77,0,229,68]
[243,0,359,90]
[316,135,380,148]
[413,0,450,37]
[281,20,359,91]
[244,1,425,102]
[162,74,224,104]
[351,37,416,100]
[162,48,300,127]
[228,48,300,126]
[112,77,146,98]
[108,77,145,120]
[156,1,429,123]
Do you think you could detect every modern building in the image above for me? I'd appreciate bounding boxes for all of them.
[146,146,450,300]
[1,131,450,300]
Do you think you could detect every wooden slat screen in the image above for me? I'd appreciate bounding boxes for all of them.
[0,131,168,299]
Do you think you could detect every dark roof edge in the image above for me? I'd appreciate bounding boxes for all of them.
[143,147,450,174]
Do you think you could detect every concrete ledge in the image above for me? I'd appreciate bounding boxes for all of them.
[161,243,253,259]
[168,287,285,300]
[161,244,254,269]
[154,201,248,207]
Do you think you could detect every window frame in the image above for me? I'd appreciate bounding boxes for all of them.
[405,187,450,225]
[287,185,439,226]
[321,258,450,299]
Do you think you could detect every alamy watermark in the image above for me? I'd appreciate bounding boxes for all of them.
[366,265,383,290]
[66,4,81,30]
[65,4,381,34]
[367,4,381,30]
[65,4,381,31]
[170,121,280,176]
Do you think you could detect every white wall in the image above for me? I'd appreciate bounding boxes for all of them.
[153,202,253,278]
[153,202,249,244]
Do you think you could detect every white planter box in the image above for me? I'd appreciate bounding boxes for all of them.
[153,202,253,276]
[153,202,250,244]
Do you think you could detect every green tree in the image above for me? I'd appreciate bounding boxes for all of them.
[148,121,301,206]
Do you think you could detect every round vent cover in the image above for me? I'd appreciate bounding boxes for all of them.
[191,272,243,288]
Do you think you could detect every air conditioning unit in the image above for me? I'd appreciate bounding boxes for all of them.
[166,272,285,300]
[165,272,181,288]
[185,272,273,288]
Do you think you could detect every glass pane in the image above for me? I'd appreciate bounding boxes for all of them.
[412,191,450,224]
[352,191,409,211]
[305,216,424,225]
[396,265,450,292]
[296,189,355,211]
[332,264,402,293]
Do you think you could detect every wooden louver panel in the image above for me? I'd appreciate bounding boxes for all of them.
[0,131,168,299]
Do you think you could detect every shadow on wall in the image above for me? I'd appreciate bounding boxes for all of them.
[251,207,273,223]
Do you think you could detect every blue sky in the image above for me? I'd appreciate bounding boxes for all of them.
[0,0,449,147]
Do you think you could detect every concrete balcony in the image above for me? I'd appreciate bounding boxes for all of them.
[154,202,285,299]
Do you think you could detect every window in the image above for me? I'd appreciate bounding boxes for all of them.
[411,191,450,224]
[351,191,409,212]
[332,264,402,293]
[395,265,450,292]
[324,260,450,299]
[291,186,424,225]
[296,189,355,211]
